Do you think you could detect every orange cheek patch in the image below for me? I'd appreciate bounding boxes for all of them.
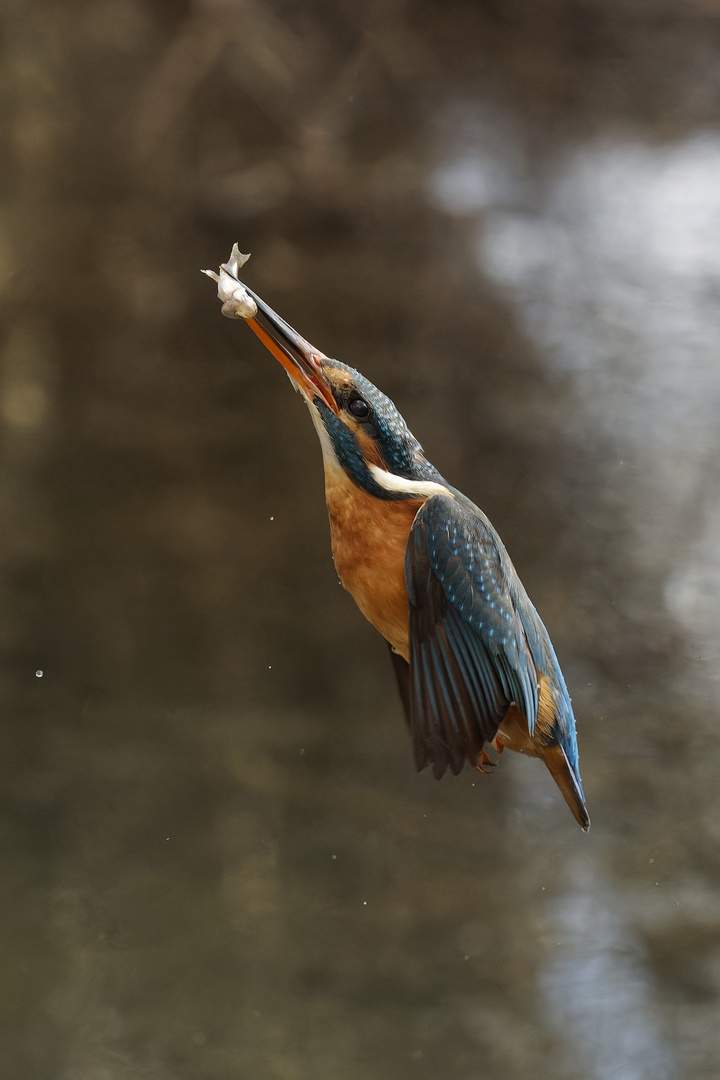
[323,367,351,386]
[354,428,385,469]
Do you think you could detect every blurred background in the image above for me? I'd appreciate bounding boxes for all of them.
[3,1,720,1077]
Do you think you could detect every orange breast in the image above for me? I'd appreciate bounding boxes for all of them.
[324,468,422,661]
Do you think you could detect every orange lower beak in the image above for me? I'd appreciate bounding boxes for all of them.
[241,287,338,414]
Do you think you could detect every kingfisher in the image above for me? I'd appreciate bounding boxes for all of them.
[204,247,589,830]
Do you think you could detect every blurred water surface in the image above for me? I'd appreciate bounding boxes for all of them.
[2,2,720,1078]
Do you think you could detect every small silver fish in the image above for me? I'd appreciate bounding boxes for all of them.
[202,244,257,319]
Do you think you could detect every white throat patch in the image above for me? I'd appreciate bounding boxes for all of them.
[367,464,451,499]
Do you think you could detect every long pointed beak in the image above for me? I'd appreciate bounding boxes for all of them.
[203,250,338,414]
[241,286,338,414]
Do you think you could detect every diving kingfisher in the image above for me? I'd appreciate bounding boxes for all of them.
[204,247,589,830]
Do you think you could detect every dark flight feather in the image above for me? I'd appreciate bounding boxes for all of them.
[396,492,584,803]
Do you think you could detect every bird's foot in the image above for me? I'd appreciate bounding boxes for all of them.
[476,741,503,773]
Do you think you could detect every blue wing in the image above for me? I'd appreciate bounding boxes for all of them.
[402,492,583,791]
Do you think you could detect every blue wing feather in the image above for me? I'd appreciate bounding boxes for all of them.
[403,491,584,792]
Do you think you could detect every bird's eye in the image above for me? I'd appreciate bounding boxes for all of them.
[348,396,370,420]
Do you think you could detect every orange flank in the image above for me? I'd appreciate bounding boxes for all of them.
[324,464,422,661]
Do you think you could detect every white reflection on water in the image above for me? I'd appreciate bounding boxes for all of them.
[431,152,519,214]
[429,104,526,215]
[541,867,677,1080]
[428,128,720,1077]
[430,131,720,658]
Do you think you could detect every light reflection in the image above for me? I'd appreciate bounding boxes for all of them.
[541,869,677,1080]
[665,499,720,648]
[430,130,720,655]
[430,152,518,214]
[427,104,525,215]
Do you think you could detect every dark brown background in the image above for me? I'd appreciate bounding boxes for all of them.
[3,1,720,1077]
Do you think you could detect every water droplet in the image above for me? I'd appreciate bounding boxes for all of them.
[35,670,43,678]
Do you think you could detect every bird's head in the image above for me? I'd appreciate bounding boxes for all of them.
[206,252,446,500]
